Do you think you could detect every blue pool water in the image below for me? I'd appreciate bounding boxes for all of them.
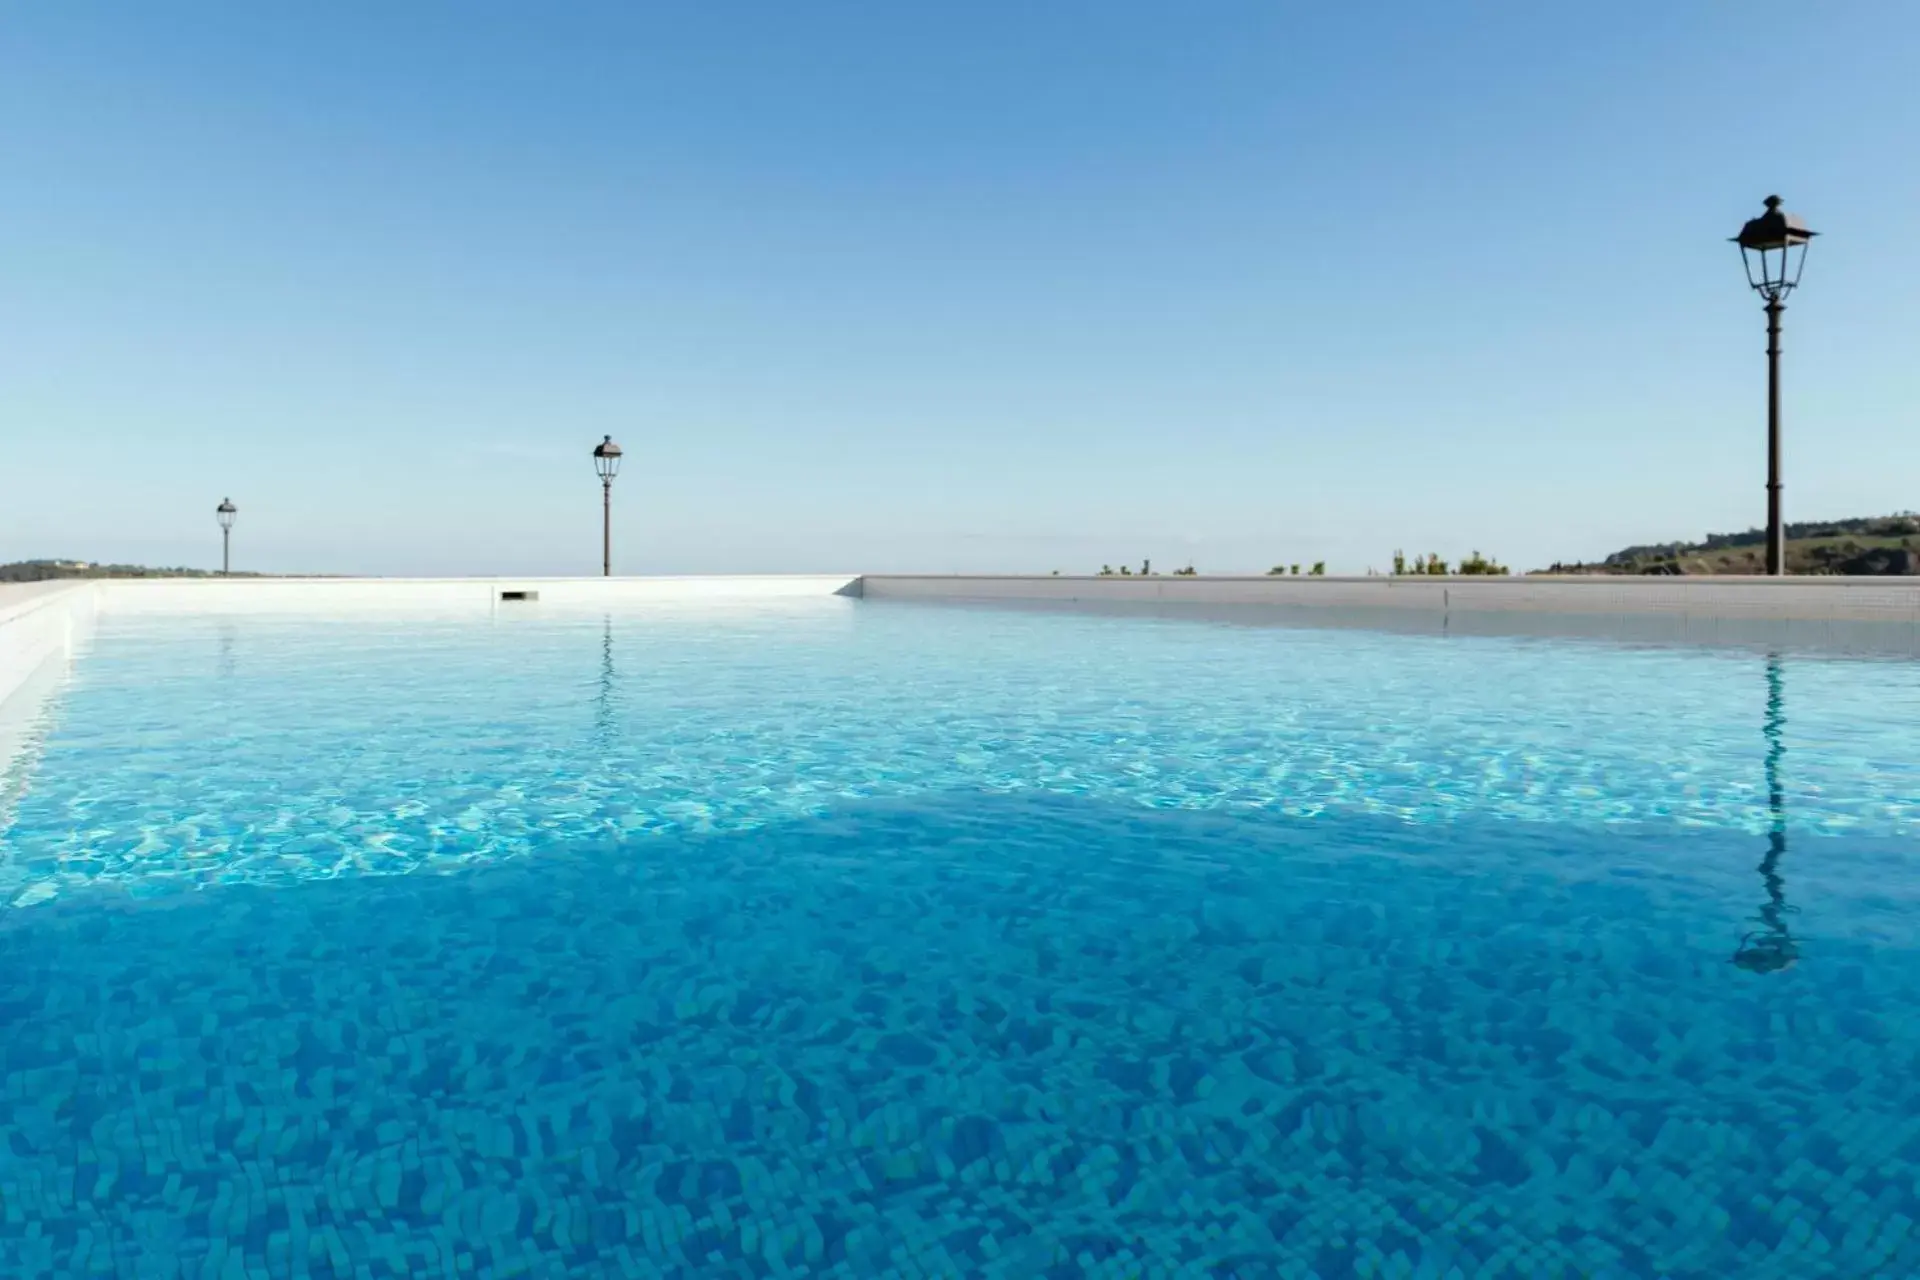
[2,599,1919,1278]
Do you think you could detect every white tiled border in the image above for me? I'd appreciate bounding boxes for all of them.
[0,582,95,706]
[0,583,98,800]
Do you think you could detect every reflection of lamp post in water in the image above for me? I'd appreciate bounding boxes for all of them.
[1735,656,1799,973]
[593,616,616,747]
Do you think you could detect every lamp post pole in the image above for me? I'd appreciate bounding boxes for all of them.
[592,436,624,577]
[216,498,237,575]
[1765,298,1783,576]
[1733,195,1817,578]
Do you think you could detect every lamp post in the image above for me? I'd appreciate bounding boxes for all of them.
[216,498,237,575]
[1732,195,1818,576]
[592,435,623,576]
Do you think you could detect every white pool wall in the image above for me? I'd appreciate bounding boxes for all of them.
[89,574,862,615]
[0,582,97,797]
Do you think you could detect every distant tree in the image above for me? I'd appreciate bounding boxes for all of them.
[1119,566,1132,575]
[1393,552,1451,575]
[0,559,263,582]
[1142,559,1151,576]
[1173,565,1197,576]
[1098,564,1116,576]
[1383,550,1508,576]
[1309,562,1326,576]
[1290,564,1300,575]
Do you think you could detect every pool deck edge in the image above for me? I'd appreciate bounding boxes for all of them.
[853,573,1920,623]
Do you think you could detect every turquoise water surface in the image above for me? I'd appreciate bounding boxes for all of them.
[2,599,1918,1278]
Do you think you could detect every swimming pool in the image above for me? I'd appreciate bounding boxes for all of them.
[2,597,1918,1277]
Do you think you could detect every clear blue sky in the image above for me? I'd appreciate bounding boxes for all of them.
[3,2,1915,575]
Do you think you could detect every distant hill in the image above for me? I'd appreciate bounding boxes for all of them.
[1542,514,1920,576]
[0,559,265,583]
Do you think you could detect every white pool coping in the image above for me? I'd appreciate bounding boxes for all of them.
[77,573,863,613]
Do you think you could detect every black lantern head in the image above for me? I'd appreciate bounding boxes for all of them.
[216,498,238,531]
[593,435,623,480]
[1734,195,1817,302]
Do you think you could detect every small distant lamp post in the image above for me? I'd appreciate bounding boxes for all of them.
[592,435,623,577]
[1732,195,1818,577]
[216,498,237,575]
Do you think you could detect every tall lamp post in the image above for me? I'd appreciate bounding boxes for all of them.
[216,498,237,575]
[592,435,623,577]
[1732,195,1818,577]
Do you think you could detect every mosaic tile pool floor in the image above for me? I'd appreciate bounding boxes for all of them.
[2,600,1919,1277]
